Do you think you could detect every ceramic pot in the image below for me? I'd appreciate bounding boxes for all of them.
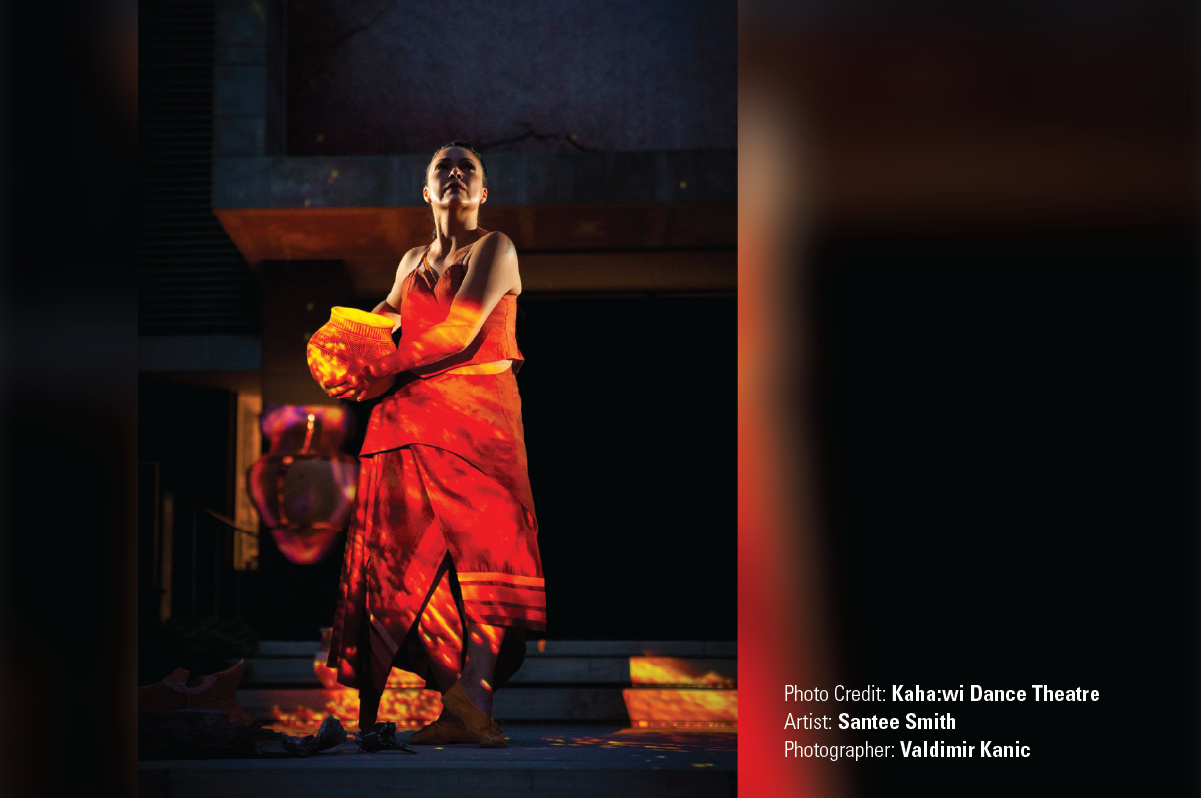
[307,307,396,400]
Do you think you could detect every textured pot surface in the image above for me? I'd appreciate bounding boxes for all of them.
[307,306,396,398]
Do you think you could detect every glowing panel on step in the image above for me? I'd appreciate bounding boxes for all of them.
[629,657,736,687]
[622,688,738,728]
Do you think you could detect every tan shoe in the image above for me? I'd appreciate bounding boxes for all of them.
[138,661,253,725]
[440,682,507,748]
[408,717,472,744]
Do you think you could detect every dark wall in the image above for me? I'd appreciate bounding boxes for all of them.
[140,0,262,335]
[245,530,347,640]
[139,380,235,518]
[810,229,1198,796]
[138,379,236,622]
[517,295,737,640]
[287,0,737,154]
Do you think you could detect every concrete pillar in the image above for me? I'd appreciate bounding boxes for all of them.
[214,0,286,157]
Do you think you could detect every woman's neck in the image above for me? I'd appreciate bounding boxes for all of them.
[430,211,483,259]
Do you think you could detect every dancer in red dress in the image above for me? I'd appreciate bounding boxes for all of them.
[324,143,544,748]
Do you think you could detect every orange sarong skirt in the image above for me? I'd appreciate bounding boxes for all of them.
[327,371,545,694]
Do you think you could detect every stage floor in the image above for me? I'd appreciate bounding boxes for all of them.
[138,725,737,798]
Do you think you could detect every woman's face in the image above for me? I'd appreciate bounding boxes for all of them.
[423,147,487,210]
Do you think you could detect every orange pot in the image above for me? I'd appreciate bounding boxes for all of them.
[307,307,396,400]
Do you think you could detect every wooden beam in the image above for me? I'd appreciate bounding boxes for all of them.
[214,203,736,266]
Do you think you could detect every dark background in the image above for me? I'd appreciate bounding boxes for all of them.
[808,230,1197,794]
[139,295,736,646]
[285,0,736,155]
[0,0,139,794]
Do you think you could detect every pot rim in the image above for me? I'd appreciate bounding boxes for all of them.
[330,306,393,329]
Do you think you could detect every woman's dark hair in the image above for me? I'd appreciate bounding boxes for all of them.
[426,141,488,188]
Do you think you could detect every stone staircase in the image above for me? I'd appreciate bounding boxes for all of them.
[237,639,737,729]
[142,641,738,798]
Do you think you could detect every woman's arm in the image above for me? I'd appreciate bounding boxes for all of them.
[372,299,401,332]
[328,232,519,400]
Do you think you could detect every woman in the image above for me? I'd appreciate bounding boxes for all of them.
[324,142,544,748]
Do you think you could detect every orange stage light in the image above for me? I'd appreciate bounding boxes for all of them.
[623,657,738,728]
[629,657,736,688]
[622,688,738,728]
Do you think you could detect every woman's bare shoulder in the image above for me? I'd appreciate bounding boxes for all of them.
[396,245,428,278]
[473,230,516,258]
[477,229,511,244]
[467,231,521,295]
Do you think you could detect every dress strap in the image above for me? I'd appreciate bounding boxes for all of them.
[416,247,439,289]
[418,237,482,289]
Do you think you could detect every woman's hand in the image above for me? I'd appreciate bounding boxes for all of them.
[327,356,390,402]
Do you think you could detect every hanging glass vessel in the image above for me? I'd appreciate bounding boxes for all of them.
[247,404,358,564]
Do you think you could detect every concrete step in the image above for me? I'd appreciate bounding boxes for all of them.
[508,656,632,684]
[245,640,737,687]
[239,687,630,722]
[244,657,322,686]
[239,685,738,728]
[244,656,737,687]
[239,641,738,728]
[527,641,736,658]
[138,725,737,798]
[514,656,736,685]
[254,639,737,658]
[257,641,321,656]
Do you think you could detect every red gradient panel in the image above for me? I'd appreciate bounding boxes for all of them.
[739,93,846,796]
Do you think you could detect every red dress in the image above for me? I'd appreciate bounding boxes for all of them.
[328,248,545,696]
